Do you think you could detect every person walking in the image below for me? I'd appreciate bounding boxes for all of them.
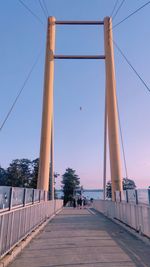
[77,197,80,208]
[83,197,87,208]
[79,197,82,209]
[73,198,76,208]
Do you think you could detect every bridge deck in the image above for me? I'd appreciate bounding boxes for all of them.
[9,208,150,267]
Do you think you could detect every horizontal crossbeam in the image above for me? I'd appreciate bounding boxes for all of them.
[54,55,105,60]
[55,20,104,25]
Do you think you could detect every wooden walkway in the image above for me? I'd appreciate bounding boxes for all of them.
[9,208,150,267]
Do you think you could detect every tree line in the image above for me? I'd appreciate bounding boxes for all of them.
[0,158,136,203]
[0,159,81,203]
[0,158,39,188]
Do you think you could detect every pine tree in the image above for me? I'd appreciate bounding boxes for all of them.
[61,168,80,205]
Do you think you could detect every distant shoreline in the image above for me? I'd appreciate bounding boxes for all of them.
[56,189,104,200]
[56,189,103,191]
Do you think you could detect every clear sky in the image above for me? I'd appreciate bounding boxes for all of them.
[0,0,150,189]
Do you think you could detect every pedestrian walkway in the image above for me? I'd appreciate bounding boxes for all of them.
[9,208,150,267]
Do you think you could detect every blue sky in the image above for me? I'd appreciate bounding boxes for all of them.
[0,0,150,189]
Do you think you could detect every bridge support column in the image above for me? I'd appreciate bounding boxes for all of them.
[37,16,55,194]
[104,17,122,200]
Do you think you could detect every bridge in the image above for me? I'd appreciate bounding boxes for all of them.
[0,200,150,267]
[1,1,150,266]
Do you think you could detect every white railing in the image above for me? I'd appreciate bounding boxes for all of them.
[115,189,150,205]
[93,200,150,238]
[0,186,48,211]
[0,199,63,258]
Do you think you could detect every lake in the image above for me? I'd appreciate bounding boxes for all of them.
[56,189,104,200]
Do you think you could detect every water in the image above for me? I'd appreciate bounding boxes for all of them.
[56,189,104,200]
[56,188,150,204]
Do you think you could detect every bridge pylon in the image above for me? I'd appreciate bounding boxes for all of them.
[37,16,122,201]
[104,17,122,200]
[37,16,55,196]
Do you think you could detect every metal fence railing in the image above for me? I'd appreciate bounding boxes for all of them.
[0,199,63,259]
[93,199,150,239]
[115,189,150,205]
[0,186,48,211]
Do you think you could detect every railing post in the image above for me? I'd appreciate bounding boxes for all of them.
[126,190,128,203]
[0,215,4,256]
[39,190,41,202]
[9,187,13,210]
[32,189,35,204]
[23,188,27,207]
[135,190,138,205]
[119,191,122,202]
[148,189,150,205]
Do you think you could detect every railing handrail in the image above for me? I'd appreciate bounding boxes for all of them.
[0,199,63,259]
[0,186,48,212]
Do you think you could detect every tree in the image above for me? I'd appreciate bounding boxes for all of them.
[0,158,60,192]
[30,158,39,188]
[6,159,31,187]
[0,166,7,186]
[106,178,136,199]
[54,172,60,199]
[29,158,59,193]
[61,168,80,205]
[123,178,136,190]
[106,181,112,199]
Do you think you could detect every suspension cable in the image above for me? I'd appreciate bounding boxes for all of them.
[113,40,150,93]
[112,0,126,20]
[113,1,150,29]
[110,0,119,17]
[42,0,49,17]
[18,0,44,25]
[39,0,47,19]
[117,96,128,178]
[0,50,42,132]
[103,87,107,200]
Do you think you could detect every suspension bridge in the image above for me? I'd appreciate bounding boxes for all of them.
[1,1,150,266]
